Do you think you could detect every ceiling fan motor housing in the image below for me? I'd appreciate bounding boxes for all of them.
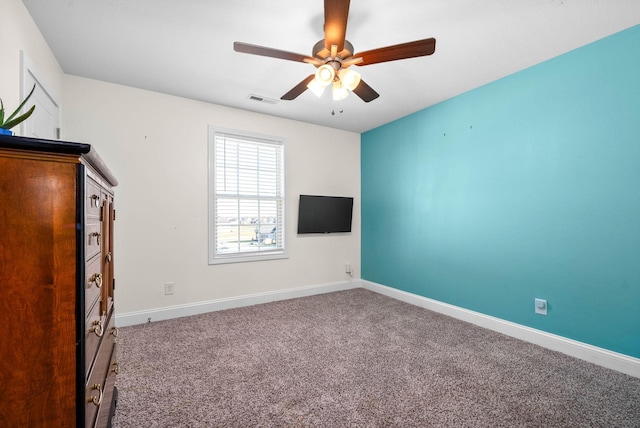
[312,39,355,64]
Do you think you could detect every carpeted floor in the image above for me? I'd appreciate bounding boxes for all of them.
[112,288,640,427]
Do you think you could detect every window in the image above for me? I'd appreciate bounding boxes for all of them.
[208,126,286,264]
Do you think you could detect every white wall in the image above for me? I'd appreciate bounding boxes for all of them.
[0,0,63,128]
[62,76,361,316]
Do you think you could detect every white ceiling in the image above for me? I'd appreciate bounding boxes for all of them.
[22,0,640,133]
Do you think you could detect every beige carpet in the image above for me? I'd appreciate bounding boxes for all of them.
[112,288,640,427]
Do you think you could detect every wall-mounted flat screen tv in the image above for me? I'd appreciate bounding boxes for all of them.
[297,195,354,234]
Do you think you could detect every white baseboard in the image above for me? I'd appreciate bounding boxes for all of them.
[115,280,359,328]
[361,280,640,378]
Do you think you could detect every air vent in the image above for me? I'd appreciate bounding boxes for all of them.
[248,94,279,105]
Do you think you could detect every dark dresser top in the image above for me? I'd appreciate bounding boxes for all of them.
[0,134,118,186]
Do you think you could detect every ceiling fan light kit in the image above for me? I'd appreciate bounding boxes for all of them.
[306,52,362,100]
[233,0,436,104]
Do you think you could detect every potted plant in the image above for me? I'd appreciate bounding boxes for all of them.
[0,84,36,136]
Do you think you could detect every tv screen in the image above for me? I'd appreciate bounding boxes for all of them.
[297,195,353,234]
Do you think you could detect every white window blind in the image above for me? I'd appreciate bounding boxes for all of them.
[208,127,286,264]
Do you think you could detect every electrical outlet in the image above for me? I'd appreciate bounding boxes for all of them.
[535,298,547,315]
[345,263,352,276]
[164,282,175,295]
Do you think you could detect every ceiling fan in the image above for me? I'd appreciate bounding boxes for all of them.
[234,0,436,103]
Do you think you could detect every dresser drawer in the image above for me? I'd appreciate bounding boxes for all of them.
[85,254,102,313]
[85,313,116,428]
[85,301,104,376]
[86,178,102,220]
[86,221,102,260]
[96,342,118,428]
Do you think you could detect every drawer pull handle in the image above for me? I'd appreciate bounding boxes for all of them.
[91,320,104,337]
[88,383,103,406]
[105,252,112,263]
[111,327,119,337]
[91,194,100,208]
[89,273,103,288]
[111,362,120,375]
[89,232,101,246]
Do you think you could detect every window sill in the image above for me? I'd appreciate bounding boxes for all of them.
[208,251,288,265]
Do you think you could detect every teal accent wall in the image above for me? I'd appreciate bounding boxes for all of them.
[361,25,640,358]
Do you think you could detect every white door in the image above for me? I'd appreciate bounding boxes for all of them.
[21,52,60,139]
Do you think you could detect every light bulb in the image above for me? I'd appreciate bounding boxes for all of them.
[315,64,335,87]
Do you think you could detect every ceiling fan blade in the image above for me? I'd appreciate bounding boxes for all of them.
[352,79,379,103]
[234,42,312,63]
[324,0,350,52]
[281,75,315,100]
[354,38,436,66]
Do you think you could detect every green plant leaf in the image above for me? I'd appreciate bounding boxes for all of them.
[4,84,36,124]
[1,104,35,130]
[0,99,4,125]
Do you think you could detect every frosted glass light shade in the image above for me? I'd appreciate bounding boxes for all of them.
[307,78,326,97]
[338,68,361,91]
[332,81,349,101]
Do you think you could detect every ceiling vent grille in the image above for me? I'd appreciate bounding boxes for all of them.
[248,94,279,105]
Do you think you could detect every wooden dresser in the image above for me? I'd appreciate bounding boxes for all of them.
[0,134,119,427]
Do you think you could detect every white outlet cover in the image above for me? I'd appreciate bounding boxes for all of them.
[535,298,547,315]
[164,282,175,295]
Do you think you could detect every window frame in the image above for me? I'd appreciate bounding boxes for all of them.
[208,125,287,264]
